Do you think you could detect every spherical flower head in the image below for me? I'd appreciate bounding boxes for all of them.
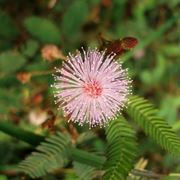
[52,48,131,127]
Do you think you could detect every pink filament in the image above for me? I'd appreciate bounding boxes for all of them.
[53,48,131,127]
[83,80,103,98]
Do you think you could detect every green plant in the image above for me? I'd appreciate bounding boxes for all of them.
[127,96,180,155]
[103,117,138,180]
[18,132,71,178]
[0,1,179,179]
[1,95,179,179]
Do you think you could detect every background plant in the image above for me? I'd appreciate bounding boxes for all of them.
[0,0,179,179]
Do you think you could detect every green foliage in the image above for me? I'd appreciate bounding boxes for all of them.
[71,148,105,168]
[0,10,19,40]
[0,121,44,146]
[18,132,71,178]
[111,0,126,28]
[73,161,95,180]
[0,175,8,180]
[0,88,22,114]
[127,96,180,155]
[0,0,179,179]
[122,15,179,62]
[20,39,39,58]
[0,51,27,74]
[159,95,180,125]
[140,53,166,85]
[103,116,138,180]
[76,131,97,145]
[24,16,61,44]
[161,44,180,57]
[61,0,88,42]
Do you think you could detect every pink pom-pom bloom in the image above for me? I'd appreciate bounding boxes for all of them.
[53,48,131,127]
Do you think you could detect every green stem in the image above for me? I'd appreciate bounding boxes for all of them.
[71,147,105,168]
[0,121,45,146]
[0,121,105,168]
[0,165,19,171]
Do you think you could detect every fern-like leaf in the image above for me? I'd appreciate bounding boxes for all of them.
[18,132,71,178]
[127,96,180,155]
[103,116,138,180]
[73,161,96,180]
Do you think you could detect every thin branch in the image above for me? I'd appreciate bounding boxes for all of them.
[31,69,56,76]
[130,169,162,179]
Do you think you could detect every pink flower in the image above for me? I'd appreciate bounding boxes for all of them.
[53,48,131,127]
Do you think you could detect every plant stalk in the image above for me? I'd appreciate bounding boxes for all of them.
[0,121,45,146]
[0,121,105,168]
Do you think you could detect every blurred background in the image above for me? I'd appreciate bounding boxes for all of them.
[0,0,179,179]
